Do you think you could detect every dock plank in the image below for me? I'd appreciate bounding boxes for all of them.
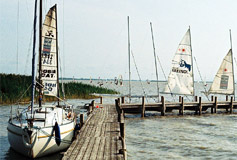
[62,105,125,160]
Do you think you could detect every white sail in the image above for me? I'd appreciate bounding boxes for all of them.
[163,29,194,95]
[39,6,58,96]
[208,49,234,95]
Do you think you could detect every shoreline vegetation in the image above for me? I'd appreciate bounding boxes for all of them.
[0,73,119,105]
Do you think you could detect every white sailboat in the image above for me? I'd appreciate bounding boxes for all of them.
[7,2,76,158]
[163,28,194,95]
[208,49,235,95]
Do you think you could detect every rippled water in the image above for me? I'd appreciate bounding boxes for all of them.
[1,80,237,159]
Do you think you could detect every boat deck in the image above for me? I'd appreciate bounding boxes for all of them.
[62,104,126,160]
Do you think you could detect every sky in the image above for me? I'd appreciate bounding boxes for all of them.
[1,0,237,81]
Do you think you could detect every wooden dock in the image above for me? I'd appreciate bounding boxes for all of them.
[117,96,237,117]
[62,101,126,160]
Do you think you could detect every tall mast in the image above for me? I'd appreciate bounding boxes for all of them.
[38,0,42,107]
[30,0,38,115]
[230,29,235,100]
[127,16,131,102]
[189,26,195,98]
[150,22,159,101]
[55,5,60,106]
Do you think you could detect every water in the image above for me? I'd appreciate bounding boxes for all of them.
[1,80,237,159]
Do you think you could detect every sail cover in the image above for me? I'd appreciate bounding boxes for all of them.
[208,49,234,95]
[38,5,58,96]
[163,29,194,95]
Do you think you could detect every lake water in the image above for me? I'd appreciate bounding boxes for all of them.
[0,80,237,159]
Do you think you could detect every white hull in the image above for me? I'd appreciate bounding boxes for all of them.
[8,118,75,158]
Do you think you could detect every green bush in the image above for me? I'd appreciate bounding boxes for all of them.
[0,74,118,104]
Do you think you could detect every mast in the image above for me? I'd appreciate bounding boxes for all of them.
[150,22,159,101]
[31,0,38,115]
[38,0,43,107]
[55,4,60,106]
[230,29,235,100]
[189,26,195,98]
[127,16,131,102]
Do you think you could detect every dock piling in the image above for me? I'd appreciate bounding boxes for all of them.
[141,96,145,117]
[211,96,214,113]
[230,96,233,113]
[214,97,217,113]
[179,97,184,115]
[226,96,229,112]
[199,97,202,115]
[80,114,84,127]
[161,96,166,116]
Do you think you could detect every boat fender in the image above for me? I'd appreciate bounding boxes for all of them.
[54,122,61,146]
[22,128,36,149]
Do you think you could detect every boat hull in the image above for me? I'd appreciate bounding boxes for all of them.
[7,120,75,158]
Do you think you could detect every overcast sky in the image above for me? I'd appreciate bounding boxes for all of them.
[1,0,237,81]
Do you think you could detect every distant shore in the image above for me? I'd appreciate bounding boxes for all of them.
[0,73,119,105]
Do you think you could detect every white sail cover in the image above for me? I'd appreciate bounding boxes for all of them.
[208,49,234,95]
[38,5,58,96]
[163,29,194,95]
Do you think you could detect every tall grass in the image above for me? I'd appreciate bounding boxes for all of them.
[0,74,118,104]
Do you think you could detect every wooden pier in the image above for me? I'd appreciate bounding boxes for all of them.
[62,101,126,160]
[117,96,237,117]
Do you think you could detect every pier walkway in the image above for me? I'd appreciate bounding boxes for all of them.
[62,103,126,160]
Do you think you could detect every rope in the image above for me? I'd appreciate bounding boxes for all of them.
[156,55,175,101]
[194,57,210,101]
[15,84,32,105]
[131,51,148,103]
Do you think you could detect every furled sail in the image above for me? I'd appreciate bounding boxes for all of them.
[163,29,194,95]
[38,5,58,96]
[208,49,234,95]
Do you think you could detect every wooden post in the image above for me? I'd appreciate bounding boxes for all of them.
[100,97,103,104]
[118,98,121,106]
[211,96,214,113]
[179,96,182,102]
[141,96,145,118]
[80,114,84,127]
[230,96,233,114]
[120,113,125,139]
[195,96,198,102]
[161,96,165,116]
[115,99,121,122]
[179,97,184,115]
[226,95,229,112]
[195,96,198,114]
[121,97,125,104]
[199,97,202,115]
[92,100,95,111]
[214,97,217,113]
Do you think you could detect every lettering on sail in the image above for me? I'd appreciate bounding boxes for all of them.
[220,75,229,89]
[42,69,56,78]
[44,82,57,93]
[172,67,188,74]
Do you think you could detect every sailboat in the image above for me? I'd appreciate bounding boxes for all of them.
[208,49,235,96]
[7,1,76,158]
[163,28,194,96]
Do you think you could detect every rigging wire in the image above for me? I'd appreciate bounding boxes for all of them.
[194,56,210,101]
[156,55,175,102]
[24,29,34,74]
[131,50,148,103]
[16,0,20,73]
[58,47,66,100]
